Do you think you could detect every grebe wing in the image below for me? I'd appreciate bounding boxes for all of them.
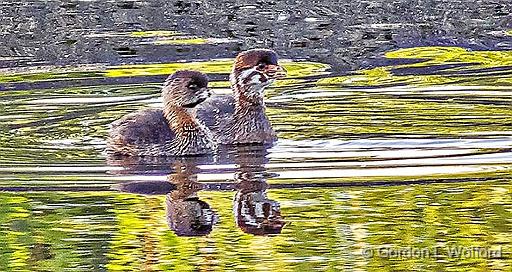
[195,94,235,130]
[108,108,175,146]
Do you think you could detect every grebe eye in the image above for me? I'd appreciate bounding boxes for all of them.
[257,63,266,70]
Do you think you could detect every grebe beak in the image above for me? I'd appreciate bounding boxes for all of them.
[198,88,211,102]
[264,65,287,79]
[200,87,211,97]
[183,88,210,108]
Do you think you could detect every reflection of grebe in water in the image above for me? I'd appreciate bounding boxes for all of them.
[109,146,284,236]
[111,157,217,237]
[232,147,285,235]
[165,160,217,236]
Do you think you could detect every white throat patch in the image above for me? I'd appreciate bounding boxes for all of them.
[231,67,274,88]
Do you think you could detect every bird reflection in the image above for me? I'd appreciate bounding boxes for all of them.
[109,156,218,237]
[165,159,218,237]
[108,146,284,236]
[232,146,285,235]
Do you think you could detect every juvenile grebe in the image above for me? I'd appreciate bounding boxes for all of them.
[106,70,216,156]
[196,49,286,145]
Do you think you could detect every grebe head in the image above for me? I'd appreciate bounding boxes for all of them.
[230,49,287,102]
[162,70,210,108]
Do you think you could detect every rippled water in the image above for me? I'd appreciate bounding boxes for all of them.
[2,2,512,271]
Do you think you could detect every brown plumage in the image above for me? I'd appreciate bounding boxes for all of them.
[196,49,286,145]
[106,70,216,156]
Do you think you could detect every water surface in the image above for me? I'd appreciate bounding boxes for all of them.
[1,1,512,271]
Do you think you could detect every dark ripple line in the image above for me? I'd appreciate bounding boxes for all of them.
[1,74,227,91]
[0,176,504,193]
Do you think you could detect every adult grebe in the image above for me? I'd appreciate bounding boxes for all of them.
[106,70,215,156]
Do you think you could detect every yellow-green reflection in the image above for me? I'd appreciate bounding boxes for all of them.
[0,71,104,83]
[0,60,329,83]
[153,37,208,45]
[129,30,181,37]
[318,46,512,87]
[1,180,511,271]
[104,60,233,78]
[267,90,512,139]
[105,60,330,78]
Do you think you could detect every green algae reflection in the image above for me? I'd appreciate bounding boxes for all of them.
[1,181,512,271]
[129,30,181,37]
[105,60,330,78]
[268,89,512,140]
[318,46,512,87]
[0,61,330,83]
[130,30,209,45]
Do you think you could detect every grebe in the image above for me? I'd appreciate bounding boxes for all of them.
[196,49,286,145]
[106,70,215,156]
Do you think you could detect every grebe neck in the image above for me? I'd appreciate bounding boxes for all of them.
[163,103,202,134]
[232,83,266,112]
